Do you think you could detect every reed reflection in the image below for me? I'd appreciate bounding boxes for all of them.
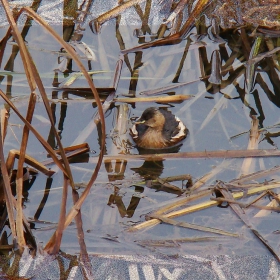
[105,159,145,218]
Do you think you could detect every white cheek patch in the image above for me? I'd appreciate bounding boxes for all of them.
[170,116,187,142]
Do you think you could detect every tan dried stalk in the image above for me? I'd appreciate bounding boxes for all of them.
[49,176,68,255]
[218,187,280,262]
[239,116,260,176]
[89,149,280,162]
[0,108,8,143]
[150,214,238,237]
[128,183,280,232]
[211,197,280,212]
[116,94,192,103]
[0,127,16,240]
[15,93,36,247]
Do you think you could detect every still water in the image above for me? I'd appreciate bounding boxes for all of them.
[1,3,280,257]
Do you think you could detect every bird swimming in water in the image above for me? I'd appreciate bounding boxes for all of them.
[130,107,187,149]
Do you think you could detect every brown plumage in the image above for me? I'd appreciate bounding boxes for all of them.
[130,107,188,149]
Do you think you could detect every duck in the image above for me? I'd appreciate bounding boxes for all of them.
[130,107,188,149]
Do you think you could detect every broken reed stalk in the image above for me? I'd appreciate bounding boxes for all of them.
[89,0,146,33]
[150,214,238,237]
[90,149,280,162]
[112,57,123,89]
[139,79,199,96]
[15,92,36,248]
[218,187,280,263]
[6,149,55,176]
[146,174,192,194]
[0,89,70,177]
[157,174,191,182]
[244,191,267,208]
[232,167,280,218]
[164,0,189,25]
[185,172,214,193]
[156,179,184,193]
[51,94,192,104]
[0,108,8,143]
[211,197,280,212]
[116,94,192,103]
[240,116,260,176]
[230,165,280,185]
[42,144,90,167]
[136,236,226,247]
[128,183,280,232]
[255,192,280,218]
[152,189,212,216]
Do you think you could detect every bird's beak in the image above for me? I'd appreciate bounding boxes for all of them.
[134,120,145,125]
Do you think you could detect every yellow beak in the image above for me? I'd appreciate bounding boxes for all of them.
[134,120,145,125]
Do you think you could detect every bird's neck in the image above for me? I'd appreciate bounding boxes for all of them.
[137,128,167,148]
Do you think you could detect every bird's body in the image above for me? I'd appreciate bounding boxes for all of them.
[130,107,187,149]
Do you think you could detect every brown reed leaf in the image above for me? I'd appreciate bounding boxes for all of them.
[48,176,68,255]
[1,2,75,190]
[15,92,36,248]
[17,8,105,252]
[0,89,68,177]
[6,150,55,177]
[0,108,8,143]
[0,137,16,243]
[1,0,36,90]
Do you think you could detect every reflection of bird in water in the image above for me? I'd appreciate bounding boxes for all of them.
[130,107,188,149]
[131,161,184,195]
[131,160,164,180]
